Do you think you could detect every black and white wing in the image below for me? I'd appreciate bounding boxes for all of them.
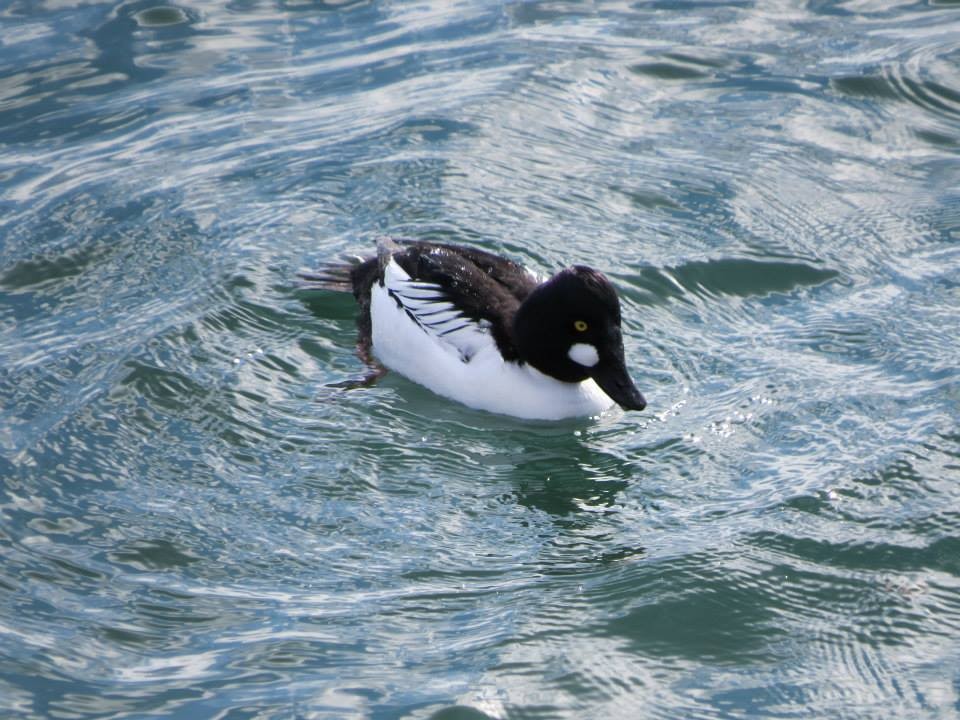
[381,258,495,363]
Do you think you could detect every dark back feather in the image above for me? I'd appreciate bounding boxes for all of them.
[349,241,537,361]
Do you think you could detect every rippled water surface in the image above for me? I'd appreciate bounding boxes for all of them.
[2,0,960,717]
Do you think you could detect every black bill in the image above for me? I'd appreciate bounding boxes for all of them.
[590,346,647,411]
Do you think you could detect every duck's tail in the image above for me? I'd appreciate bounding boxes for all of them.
[296,257,364,293]
[299,238,409,294]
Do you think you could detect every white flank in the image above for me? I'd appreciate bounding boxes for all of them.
[370,258,614,420]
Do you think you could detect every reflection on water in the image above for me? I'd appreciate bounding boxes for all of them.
[2,0,960,718]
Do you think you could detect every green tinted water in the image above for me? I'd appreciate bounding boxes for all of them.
[1,1,959,718]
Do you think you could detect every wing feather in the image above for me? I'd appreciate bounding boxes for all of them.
[382,260,495,363]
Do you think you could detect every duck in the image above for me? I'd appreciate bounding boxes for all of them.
[300,239,646,420]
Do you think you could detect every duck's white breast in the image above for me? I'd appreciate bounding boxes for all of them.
[368,260,613,420]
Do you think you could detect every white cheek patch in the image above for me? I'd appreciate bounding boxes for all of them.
[568,342,599,367]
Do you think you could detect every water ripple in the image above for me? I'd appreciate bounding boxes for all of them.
[2,0,960,718]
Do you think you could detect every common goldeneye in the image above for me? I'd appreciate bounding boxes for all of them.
[301,239,646,420]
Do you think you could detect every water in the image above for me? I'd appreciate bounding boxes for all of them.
[2,0,959,717]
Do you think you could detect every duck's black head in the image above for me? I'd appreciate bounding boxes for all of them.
[513,266,646,412]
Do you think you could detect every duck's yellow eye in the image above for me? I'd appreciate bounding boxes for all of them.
[574,320,588,332]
